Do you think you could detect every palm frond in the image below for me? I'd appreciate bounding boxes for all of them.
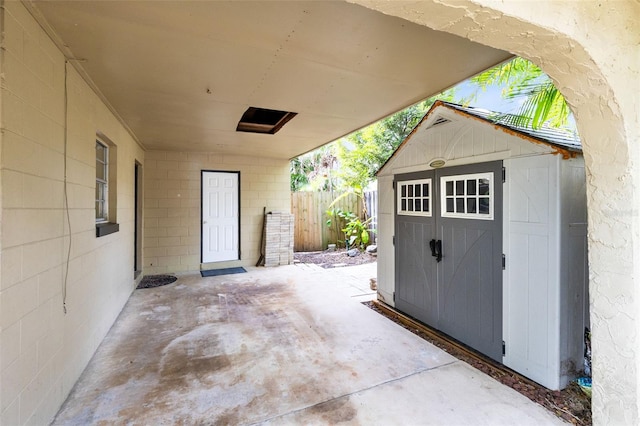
[471,57,542,91]
[502,80,569,129]
[489,112,533,128]
[470,57,571,130]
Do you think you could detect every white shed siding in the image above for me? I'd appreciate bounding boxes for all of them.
[559,157,589,385]
[376,175,395,305]
[502,154,561,389]
[502,154,587,389]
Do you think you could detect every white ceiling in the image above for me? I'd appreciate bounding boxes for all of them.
[30,1,511,159]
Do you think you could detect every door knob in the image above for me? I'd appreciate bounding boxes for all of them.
[429,239,437,258]
[435,240,443,263]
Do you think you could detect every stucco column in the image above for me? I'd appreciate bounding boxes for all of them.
[349,0,640,423]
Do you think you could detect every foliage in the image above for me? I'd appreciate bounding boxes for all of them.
[291,89,460,194]
[470,57,571,129]
[342,214,373,249]
[290,157,311,191]
[325,207,347,247]
[334,89,458,193]
[321,90,458,242]
[326,208,373,249]
[290,145,338,191]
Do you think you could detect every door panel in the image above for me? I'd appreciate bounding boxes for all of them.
[394,171,438,326]
[438,224,502,360]
[395,161,503,362]
[438,161,503,361]
[396,218,438,325]
[202,171,239,263]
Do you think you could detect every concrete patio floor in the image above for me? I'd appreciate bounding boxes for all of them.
[52,263,564,425]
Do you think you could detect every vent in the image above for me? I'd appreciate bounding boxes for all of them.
[428,116,451,128]
[236,107,297,134]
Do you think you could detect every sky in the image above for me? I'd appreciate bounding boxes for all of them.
[450,79,523,114]
[449,77,577,131]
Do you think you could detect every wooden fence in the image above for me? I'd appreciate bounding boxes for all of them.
[291,192,363,252]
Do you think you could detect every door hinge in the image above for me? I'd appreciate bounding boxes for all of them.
[393,235,395,246]
[502,254,506,270]
[502,341,506,356]
[393,181,396,190]
[502,167,506,183]
[393,291,395,302]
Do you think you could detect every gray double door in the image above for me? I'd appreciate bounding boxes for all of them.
[395,161,503,361]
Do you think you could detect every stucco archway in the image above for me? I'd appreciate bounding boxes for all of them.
[349,1,640,424]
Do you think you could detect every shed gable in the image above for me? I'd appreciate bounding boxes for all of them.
[378,105,557,177]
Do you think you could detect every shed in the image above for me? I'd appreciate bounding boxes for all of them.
[376,101,589,390]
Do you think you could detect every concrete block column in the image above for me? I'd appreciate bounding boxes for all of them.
[263,212,294,267]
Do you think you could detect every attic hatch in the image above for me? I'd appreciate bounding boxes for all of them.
[236,107,297,134]
[427,116,451,129]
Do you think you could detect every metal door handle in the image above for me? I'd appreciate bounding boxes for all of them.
[435,240,442,263]
[429,239,437,258]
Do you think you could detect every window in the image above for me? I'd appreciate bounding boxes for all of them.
[441,172,494,220]
[95,136,119,237]
[96,140,108,222]
[397,179,432,216]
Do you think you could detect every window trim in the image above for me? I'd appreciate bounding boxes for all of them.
[96,139,109,223]
[95,134,119,237]
[440,172,494,220]
[397,178,433,217]
[96,222,119,238]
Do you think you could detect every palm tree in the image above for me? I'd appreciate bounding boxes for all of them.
[290,145,338,192]
[471,57,571,129]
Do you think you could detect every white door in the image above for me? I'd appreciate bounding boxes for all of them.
[202,171,239,263]
[502,155,560,388]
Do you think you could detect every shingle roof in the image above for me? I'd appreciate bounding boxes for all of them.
[440,101,582,153]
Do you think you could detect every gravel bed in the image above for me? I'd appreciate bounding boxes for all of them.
[294,249,376,268]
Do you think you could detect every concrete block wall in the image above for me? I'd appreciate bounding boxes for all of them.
[0,2,144,425]
[143,151,290,274]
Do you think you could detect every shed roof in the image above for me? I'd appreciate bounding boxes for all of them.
[378,100,582,175]
[441,102,582,152]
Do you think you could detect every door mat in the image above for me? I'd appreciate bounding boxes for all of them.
[200,267,247,277]
[136,274,177,289]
